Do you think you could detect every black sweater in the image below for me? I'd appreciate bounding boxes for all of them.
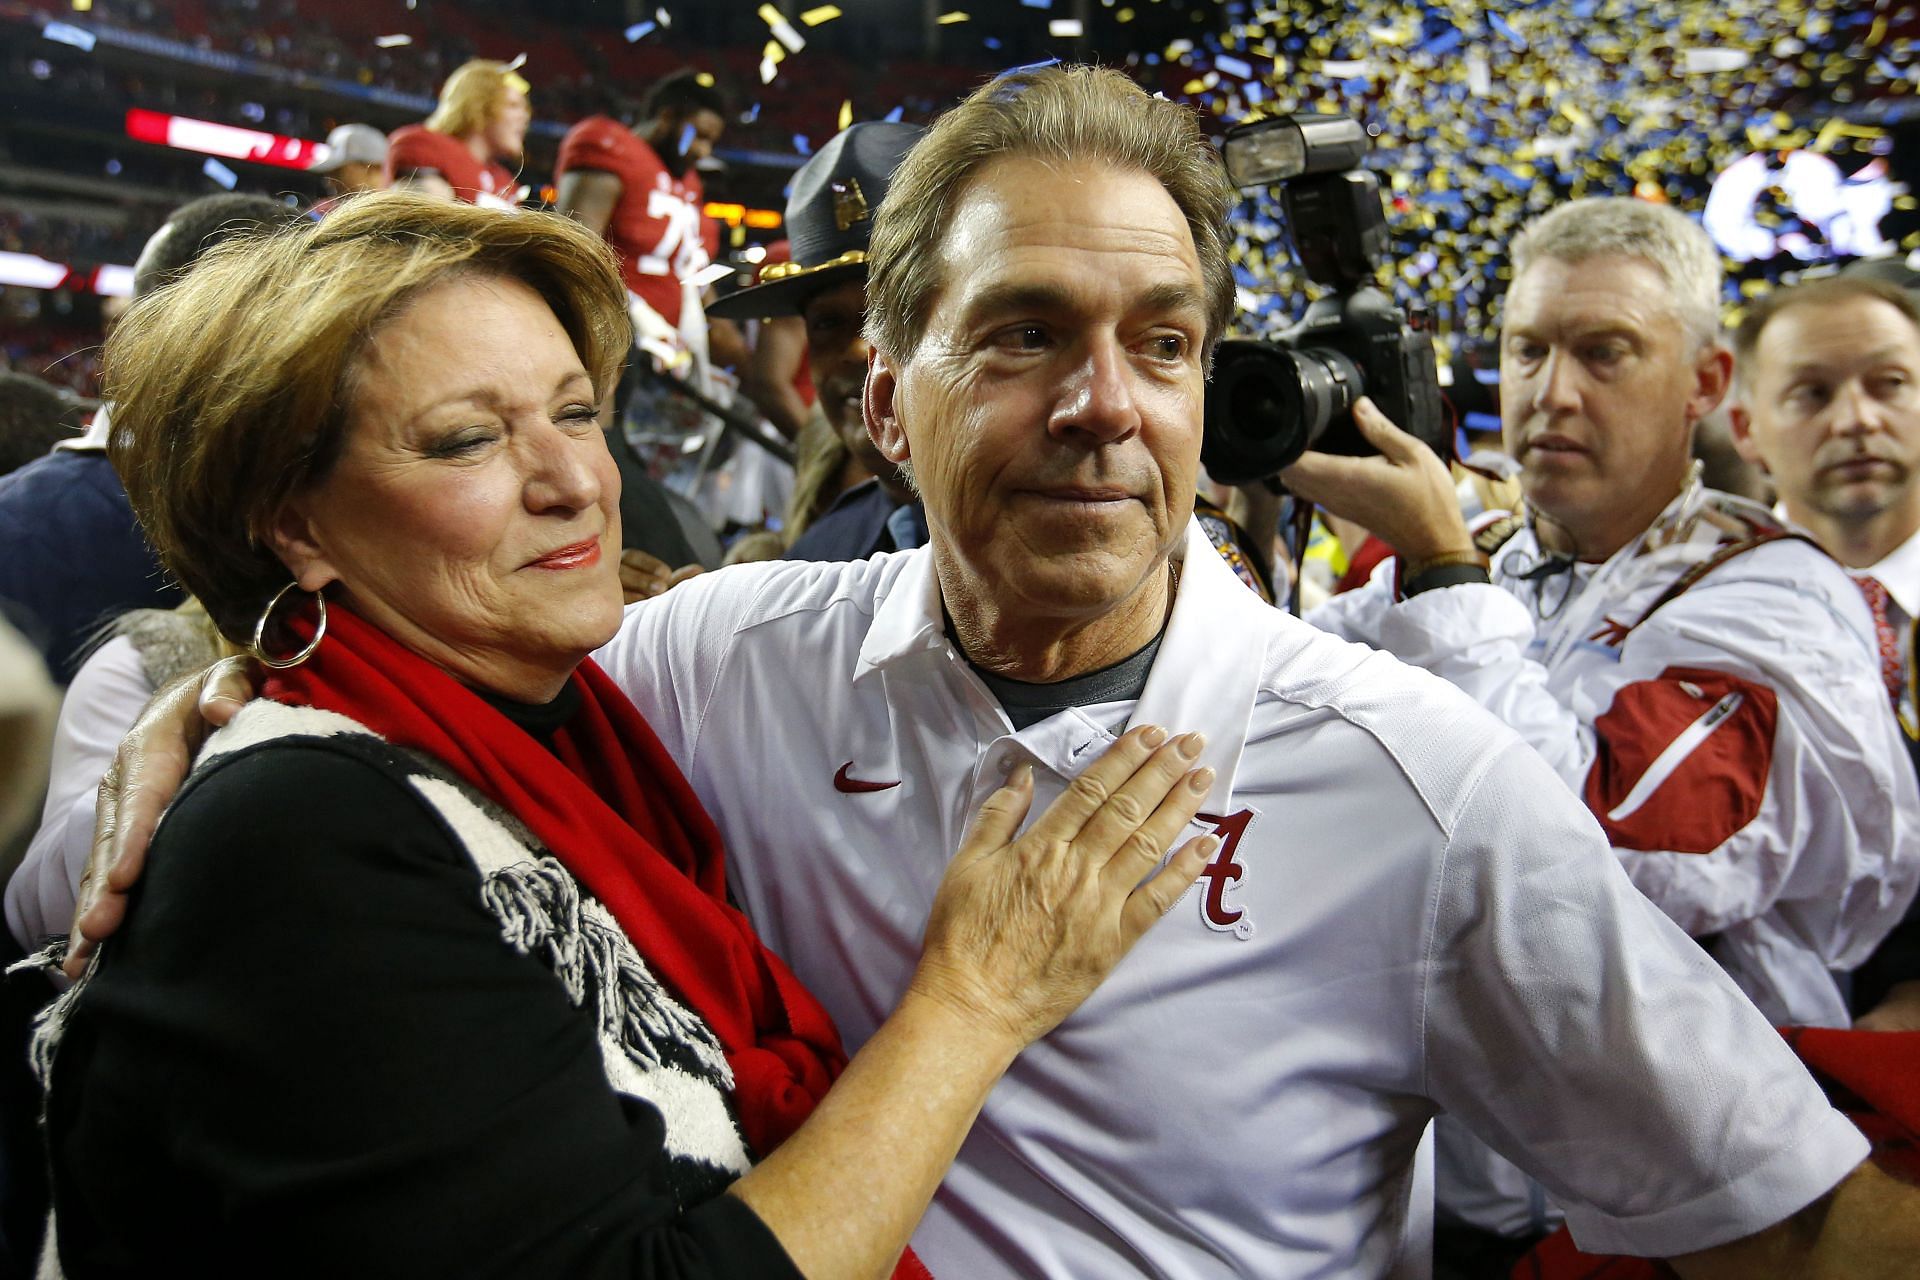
[43,713,804,1280]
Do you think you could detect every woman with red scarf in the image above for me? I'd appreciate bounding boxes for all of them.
[33,194,1218,1279]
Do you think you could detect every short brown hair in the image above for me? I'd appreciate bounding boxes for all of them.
[1733,274,1920,379]
[864,64,1235,364]
[425,59,528,139]
[107,192,628,643]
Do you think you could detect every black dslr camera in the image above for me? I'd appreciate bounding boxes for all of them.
[1202,114,1449,485]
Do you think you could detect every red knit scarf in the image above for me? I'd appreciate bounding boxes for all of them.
[264,604,844,1158]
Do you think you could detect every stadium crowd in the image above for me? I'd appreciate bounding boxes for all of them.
[0,6,1917,1279]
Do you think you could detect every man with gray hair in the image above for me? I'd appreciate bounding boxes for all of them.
[1297,196,1917,1029]
[1292,197,1920,1242]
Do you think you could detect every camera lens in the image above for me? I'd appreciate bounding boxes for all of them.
[1202,340,1363,484]
[1291,347,1361,444]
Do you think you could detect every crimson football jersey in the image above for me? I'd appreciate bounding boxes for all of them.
[556,115,706,328]
[385,124,520,210]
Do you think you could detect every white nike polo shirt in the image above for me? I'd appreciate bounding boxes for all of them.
[596,519,1866,1279]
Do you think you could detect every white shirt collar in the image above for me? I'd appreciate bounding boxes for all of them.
[856,517,1271,810]
[53,403,111,453]
[1861,522,1920,623]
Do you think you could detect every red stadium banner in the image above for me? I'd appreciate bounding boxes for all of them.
[0,253,132,297]
[124,108,320,170]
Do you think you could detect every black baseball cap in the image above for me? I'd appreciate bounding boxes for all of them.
[707,121,923,320]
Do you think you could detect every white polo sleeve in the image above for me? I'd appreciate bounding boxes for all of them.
[1420,737,1868,1258]
[7,635,152,950]
[590,567,777,773]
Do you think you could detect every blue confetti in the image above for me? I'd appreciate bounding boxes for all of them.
[884,105,905,122]
[743,102,761,123]
[983,36,1002,50]
[203,158,238,189]
[678,122,697,156]
[1214,54,1252,79]
[624,20,656,41]
[1488,13,1525,48]
[793,134,811,155]
[42,21,95,51]
[1418,28,1463,57]
[1020,0,1052,7]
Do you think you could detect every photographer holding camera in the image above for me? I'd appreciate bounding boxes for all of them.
[1294,194,1920,1032]
[1286,196,1920,1252]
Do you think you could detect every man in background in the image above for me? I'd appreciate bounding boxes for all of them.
[556,70,726,376]
[1298,197,1918,1031]
[1730,271,1920,1031]
[706,122,927,560]
[306,122,387,214]
[385,59,528,208]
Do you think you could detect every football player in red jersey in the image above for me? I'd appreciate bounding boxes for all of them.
[555,70,726,369]
[385,59,530,210]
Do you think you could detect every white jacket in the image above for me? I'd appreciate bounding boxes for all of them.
[1311,479,1920,1029]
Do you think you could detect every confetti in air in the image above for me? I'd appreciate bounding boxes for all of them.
[759,3,806,54]
[1152,0,1910,347]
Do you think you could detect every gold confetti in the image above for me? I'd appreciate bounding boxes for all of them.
[936,11,969,24]
[800,4,842,24]
[838,99,853,131]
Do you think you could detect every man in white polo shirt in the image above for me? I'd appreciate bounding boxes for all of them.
[596,71,1913,1277]
[77,67,1920,1278]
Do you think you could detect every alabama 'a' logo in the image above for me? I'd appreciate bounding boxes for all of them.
[1193,809,1256,939]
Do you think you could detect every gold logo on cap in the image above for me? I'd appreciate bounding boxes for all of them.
[832,178,870,232]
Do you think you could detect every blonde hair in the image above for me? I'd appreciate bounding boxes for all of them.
[425,59,529,140]
[864,64,1235,365]
[107,192,629,643]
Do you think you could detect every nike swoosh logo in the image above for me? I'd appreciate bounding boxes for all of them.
[834,762,901,793]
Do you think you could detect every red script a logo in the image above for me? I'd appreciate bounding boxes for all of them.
[1194,809,1255,939]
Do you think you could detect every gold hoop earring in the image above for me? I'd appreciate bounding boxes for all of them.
[249,581,327,669]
